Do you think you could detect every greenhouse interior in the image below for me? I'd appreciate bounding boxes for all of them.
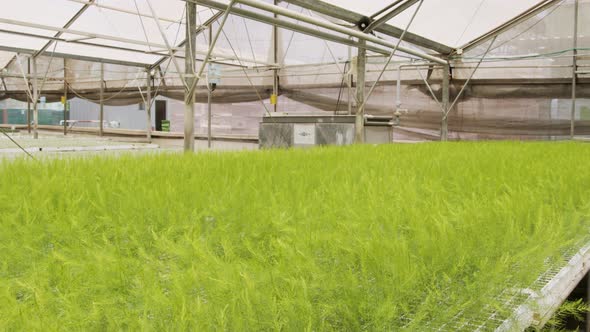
[1,0,590,330]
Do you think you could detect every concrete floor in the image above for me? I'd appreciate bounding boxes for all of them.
[0,130,258,159]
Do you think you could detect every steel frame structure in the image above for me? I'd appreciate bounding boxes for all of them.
[0,0,580,149]
[0,0,560,71]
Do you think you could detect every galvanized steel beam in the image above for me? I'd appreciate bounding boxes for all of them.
[34,0,96,57]
[193,0,392,57]
[0,45,149,68]
[150,11,225,70]
[191,0,446,64]
[364,0,418,33]
[66,0,180,25]
[280,0,454,55]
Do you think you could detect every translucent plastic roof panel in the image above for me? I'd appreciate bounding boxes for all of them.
[213,14,273,66]
[0,51,14,69]
[0,23,58,50]
[65,4,186,53]
[54,42,161,65]
[0,32,49,53]
[63,1,215,57]
[0,0,220,65]
[322,0,545,48]
[0,0,573,67]
[0,0,84,50]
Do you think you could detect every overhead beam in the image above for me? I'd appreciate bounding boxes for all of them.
[0,17,166,51]
[0,28,160,60]
[150,11,224,70]
[0,45,148,68]
[0,1,95,76]
[0,28,248,69]
[370,0,405,19]
[280,0,454,55]
[364,0,418,33]
[0,17,273,67]
[458,0,563,54]
[194,0,392,56]
[191,0,446,64]
[0,1,96,75]
[34,0,95,57]
[66,0,181,25]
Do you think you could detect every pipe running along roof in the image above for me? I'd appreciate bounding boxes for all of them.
[0,0,564,69]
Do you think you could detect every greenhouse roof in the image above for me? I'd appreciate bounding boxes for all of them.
[320,0,545,47]
[0,0,563,69]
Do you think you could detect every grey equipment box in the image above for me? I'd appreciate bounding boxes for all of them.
[259,114,395,149]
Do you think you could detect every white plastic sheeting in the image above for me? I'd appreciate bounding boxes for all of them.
[0,0,556,66]
[324,0,544,47]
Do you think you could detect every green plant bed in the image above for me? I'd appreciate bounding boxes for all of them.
[1,142,590,330]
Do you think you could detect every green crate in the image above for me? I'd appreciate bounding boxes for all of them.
[161,120,171,132]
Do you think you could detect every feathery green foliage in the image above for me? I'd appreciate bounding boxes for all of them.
[541,299,589,331]
[1,142,590,330]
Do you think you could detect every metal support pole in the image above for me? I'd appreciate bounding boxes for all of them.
[146,69,152,143]
[32,56,38,140]
[441,37,495,141]
[347,37,352,115]
[571,0,578,139]
[63,58,68,135]
[273,0,279,113]
[207,85,212,149]
[186,0,237,99]
[441,64,450,141]
[396,65,403,110]
[99,62,104,137]
[207,26,213,149]
[356,0,423,116]
[27,58,31,134]
[184,0,236,151]
[184,1,197,152]
[355,40,366,144]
